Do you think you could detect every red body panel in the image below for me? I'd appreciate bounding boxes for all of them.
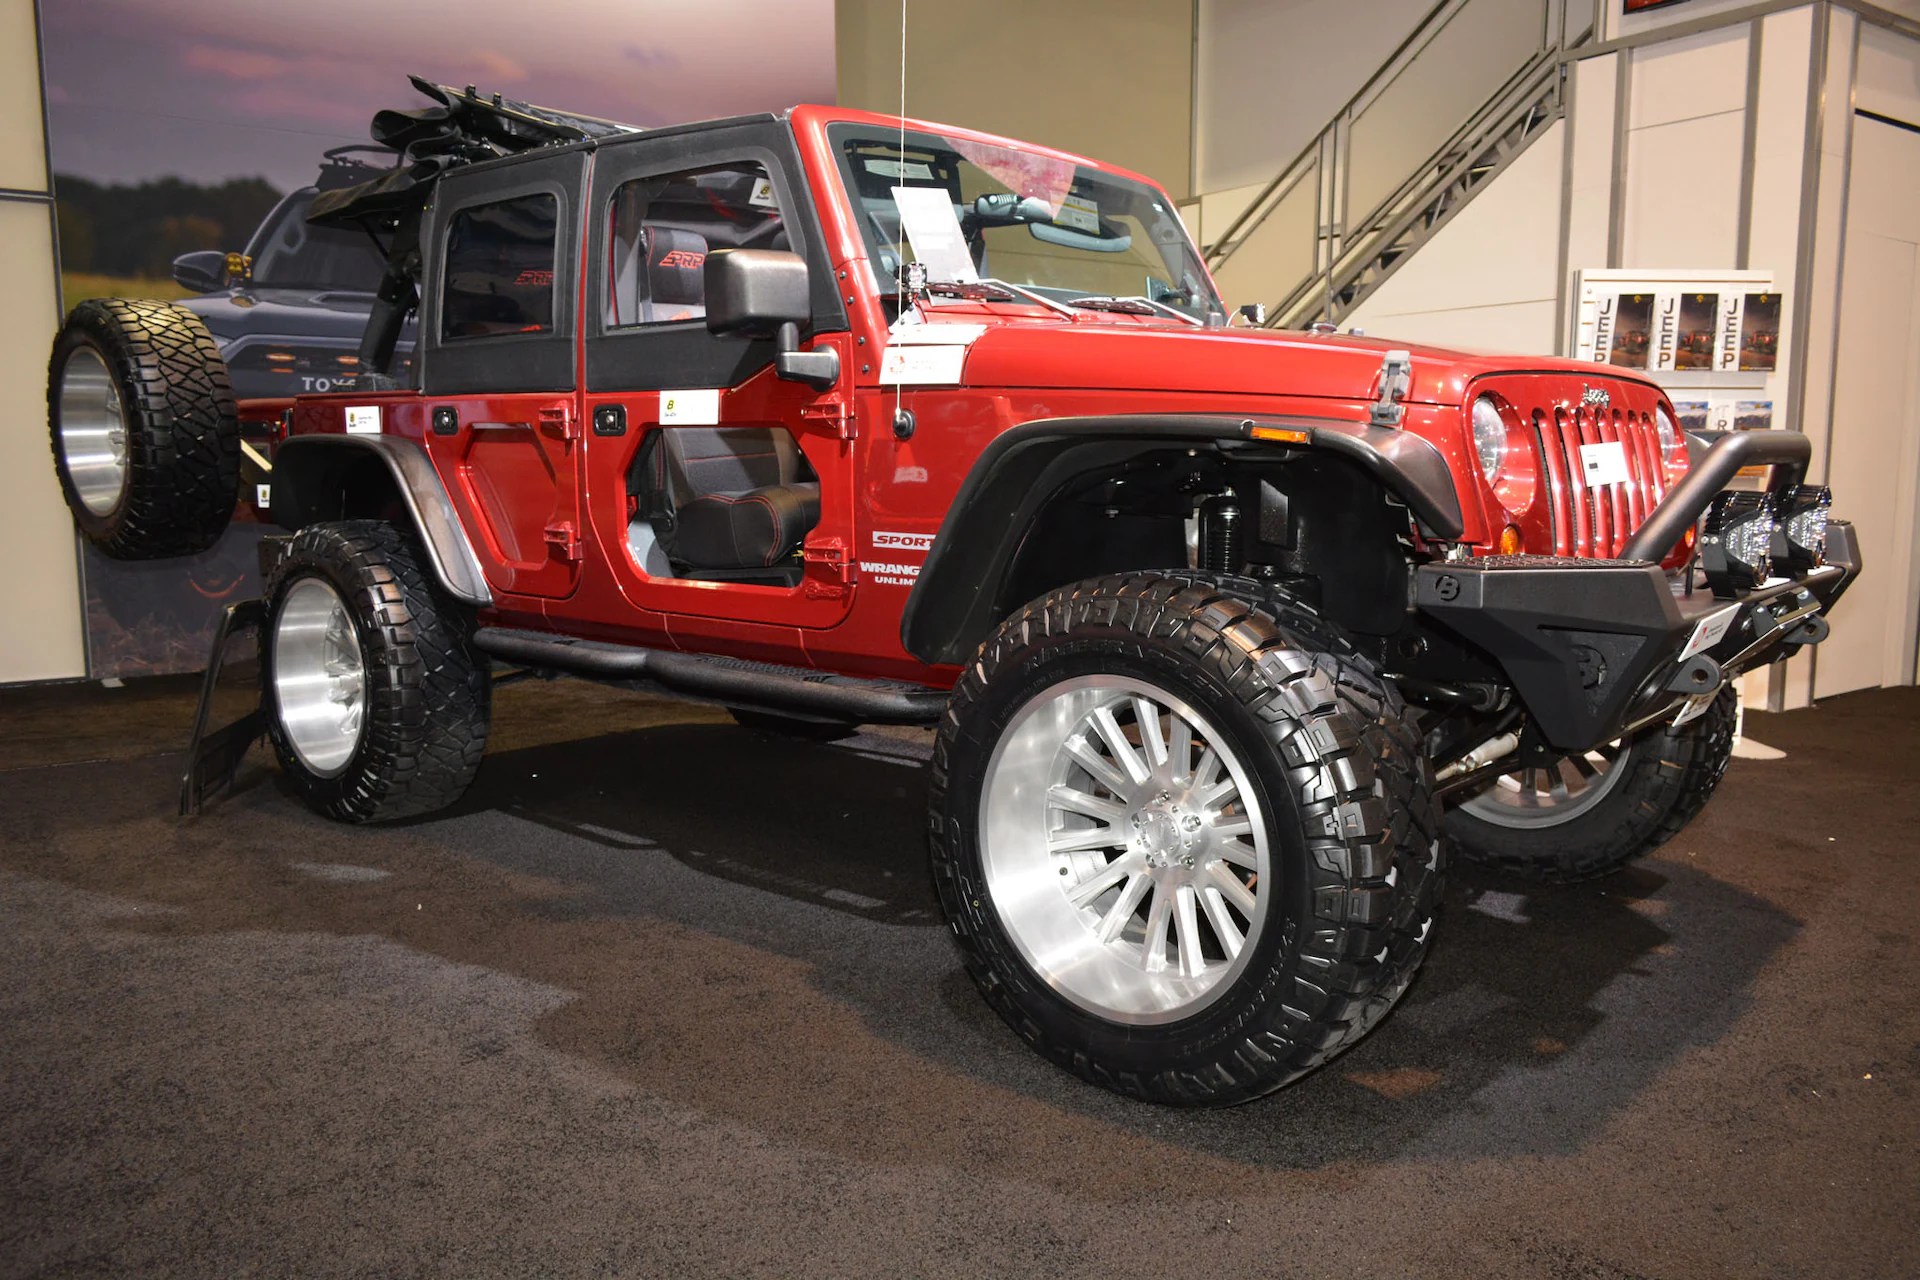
[247,104,1687,689]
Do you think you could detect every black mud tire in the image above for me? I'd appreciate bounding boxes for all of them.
[727,708,861,741]
[263,521,491,823]
[46,298,239,559]
[930,572,1443,1107]
[1444,687,1738,883]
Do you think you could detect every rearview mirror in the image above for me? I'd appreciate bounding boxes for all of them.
[704,249,838,391]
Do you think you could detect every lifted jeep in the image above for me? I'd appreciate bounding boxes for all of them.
[46,81,1858,1106]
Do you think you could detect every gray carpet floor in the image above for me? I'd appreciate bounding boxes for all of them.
[2,674,1915,1278]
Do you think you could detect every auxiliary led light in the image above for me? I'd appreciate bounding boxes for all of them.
[1773,484,1831,573]
[1701,490,1776,597]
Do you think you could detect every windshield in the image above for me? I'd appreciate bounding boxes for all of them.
[244,189,389,292]
[827,124,1223,324]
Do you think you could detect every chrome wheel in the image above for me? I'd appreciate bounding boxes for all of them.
[57,347,129,516]
[1457,740,1629,828]
[271,578,367,778]
[979,675,1271,1026]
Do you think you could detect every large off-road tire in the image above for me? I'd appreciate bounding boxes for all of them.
[46,298,239,559]
[930,572,1443,1106]
[1444,686,1737,883]
[263,520,490,823]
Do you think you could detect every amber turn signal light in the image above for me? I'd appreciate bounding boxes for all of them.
[1497,524,1524,555]
[1247,425,1312,444]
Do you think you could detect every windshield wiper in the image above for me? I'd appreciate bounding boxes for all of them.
[1065,295,1204,327]
[922,277,1076,317]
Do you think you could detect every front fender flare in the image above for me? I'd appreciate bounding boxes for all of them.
[272,434,493,607]
[899,413,1462,666]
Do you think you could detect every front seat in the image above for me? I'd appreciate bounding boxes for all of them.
[643,426,820,578]
[608,224,710,326]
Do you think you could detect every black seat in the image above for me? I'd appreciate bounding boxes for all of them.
[643,426,819,576]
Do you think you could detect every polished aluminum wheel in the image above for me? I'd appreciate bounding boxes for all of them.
[979,675,1271,1025]
[271,578,366,778]
[1456,740,1629,828]
[56,347,129,516]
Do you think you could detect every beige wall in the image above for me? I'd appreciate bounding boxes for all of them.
[835,0,1195,199]
[0,0,85,685]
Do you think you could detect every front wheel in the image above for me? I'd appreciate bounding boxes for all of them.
[1444,686,1738,882]
[930,573,1442,1106]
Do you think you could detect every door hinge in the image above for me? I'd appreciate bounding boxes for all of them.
[543,521,583,562]
[801,535,853,598]
[800,397,855,440]
[539,405,580,441]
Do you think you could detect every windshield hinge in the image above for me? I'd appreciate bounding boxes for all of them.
[1370,350,1413,428]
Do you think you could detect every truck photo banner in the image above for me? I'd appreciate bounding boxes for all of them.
[39,0,835,677]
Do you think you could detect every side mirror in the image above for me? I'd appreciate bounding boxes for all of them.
[704,248,839,391]
[172,249,231,293]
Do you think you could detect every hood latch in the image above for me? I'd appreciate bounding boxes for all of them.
[1370,350,1413,428]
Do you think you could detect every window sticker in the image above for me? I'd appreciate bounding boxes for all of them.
[879,343,967,385]
[748,177,778,209]
[1578,441,1631,486]
[865,158,934,181]
[1053,194,1100,234]
[890,186,977,283]
[659,388,721,424]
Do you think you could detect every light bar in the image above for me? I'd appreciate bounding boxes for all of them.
[1701,490,1776,597]
[1773,484,1831,573]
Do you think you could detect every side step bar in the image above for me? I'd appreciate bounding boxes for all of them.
[471,628,950,725]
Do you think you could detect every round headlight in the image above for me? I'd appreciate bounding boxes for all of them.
[1655,405,1686,474]
[1471,397,1506,482]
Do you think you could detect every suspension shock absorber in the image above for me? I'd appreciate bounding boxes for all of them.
[1198,493,1243,573]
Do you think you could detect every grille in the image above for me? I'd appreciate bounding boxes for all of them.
[1529,402,1670,558]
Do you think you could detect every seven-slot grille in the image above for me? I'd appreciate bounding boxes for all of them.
[1529,401,1670,558]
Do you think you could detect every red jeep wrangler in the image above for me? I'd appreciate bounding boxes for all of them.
[46,84,1856,1106]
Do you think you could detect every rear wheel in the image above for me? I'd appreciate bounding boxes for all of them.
[263,521,490,823]
[46,299,238,558]
[931,572,1442,1106]
[1444,687,1737,882]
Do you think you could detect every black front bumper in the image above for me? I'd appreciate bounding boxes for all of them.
[1413,429,1858,751]
[1416,524,1856,750]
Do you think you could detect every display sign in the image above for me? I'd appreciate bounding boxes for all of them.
[1571,268,1785,457]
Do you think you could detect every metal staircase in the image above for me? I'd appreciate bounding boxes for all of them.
[1204,0,1602,331]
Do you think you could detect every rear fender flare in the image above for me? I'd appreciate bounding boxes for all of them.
[271,434,492,606]
[899,413,1463,666]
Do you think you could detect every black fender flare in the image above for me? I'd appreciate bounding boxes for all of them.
[271,434,493,606]
[899,413,1463,666]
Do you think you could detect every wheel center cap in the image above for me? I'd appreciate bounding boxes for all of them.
[1139,811,1181,858]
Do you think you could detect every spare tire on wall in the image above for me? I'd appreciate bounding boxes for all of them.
[47,298,240,559]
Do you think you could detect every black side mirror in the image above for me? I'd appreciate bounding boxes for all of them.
[704,248,839,391]
[172,249,231,293]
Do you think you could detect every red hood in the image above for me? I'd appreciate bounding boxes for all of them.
[956,318,1658,407]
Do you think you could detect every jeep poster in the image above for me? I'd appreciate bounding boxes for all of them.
[41,0,835,676]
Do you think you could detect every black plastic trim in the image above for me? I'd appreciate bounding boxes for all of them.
[472,628,947,724]
[900,413,1463,666]
[273,434,493,606]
